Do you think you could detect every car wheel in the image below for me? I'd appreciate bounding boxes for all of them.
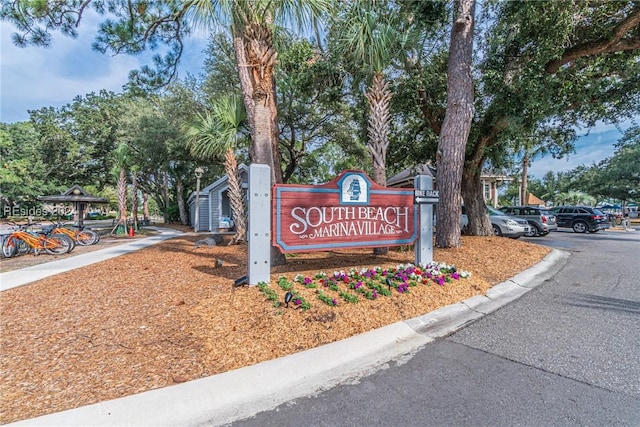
[492,224,502,237]
[525,223,540,237]
[572,221,588,233]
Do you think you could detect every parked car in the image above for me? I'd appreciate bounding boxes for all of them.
[461,206,531,239]
[498,206,558,237]
[548,205,610,233]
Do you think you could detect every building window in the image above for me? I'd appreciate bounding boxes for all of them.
[483,182,491,201]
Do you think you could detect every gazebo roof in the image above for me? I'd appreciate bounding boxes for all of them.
[38,185,109,204]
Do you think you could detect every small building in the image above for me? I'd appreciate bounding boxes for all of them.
[187,164,249,232]
[386,163,512,207]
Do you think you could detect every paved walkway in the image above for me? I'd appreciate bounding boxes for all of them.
[2,231,570,426]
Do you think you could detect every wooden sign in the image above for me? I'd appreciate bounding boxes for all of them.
[273,170,417,253]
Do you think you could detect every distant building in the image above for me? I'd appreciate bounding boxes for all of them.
[386,163,512,207]
[187,164,249,232]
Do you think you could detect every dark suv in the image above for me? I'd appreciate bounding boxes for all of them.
[548,205,610,233]
[499,206,558,237]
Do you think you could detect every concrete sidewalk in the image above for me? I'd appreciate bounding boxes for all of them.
[4,243,570,426]
[0,227,184,292]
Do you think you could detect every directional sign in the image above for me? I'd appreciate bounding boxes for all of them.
[414,189,439,204]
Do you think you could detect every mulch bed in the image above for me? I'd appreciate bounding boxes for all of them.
[0,235,550,424]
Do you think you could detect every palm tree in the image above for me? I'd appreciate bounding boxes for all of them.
[187,0,332,186]
[333,1,415,255]
[186,95,248,245]
[130,166,139,230]
[333,1,399,186]
[189,0,332,264]
[111,143,130,235]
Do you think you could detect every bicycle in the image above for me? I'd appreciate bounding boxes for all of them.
[1,223,73,258]
[46,221,100,246]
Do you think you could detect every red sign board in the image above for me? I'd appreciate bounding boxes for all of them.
[273,170,417,253]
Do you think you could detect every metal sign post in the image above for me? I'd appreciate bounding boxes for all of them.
[414,175,438,266]
[248,164,271,285]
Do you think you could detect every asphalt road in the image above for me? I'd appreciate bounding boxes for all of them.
[228,229,640,427]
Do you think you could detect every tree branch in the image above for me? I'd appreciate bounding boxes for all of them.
[545,7,640,74]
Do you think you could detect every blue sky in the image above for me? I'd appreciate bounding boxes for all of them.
[0,16,634,179]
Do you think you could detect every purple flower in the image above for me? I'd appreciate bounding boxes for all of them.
[332,298,338,306]
[295,299,302,305]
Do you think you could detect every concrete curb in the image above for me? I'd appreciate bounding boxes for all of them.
[0,228,183,291]
[405,249,570,339]
[6,248,571,427]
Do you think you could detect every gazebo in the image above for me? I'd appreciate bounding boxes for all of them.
[38,185,109,229]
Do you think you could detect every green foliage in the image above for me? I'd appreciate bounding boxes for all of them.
[277,276,294,291]
[275,35,365,183]
[0,122,52,209]
[166,203,181,222]
[316,290,338,306]
[257,282,280,308]
[184,95,248,160]
[338,290,359,304]
[274,277,311,310]
[599,126,640,202]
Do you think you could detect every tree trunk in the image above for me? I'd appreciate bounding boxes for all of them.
[435,0,476,249]
[143,192,150,221]
[131,172,139,229]
[233,24,282,185]
[225,149,247,245]
[365,72,392,256]
[163,171,170,224]
[365,72,391,186]
[176,176,188,225]
[233,22,286,265]
[112,167,128,235]
[520,152,529,206]
[461,166,492,235]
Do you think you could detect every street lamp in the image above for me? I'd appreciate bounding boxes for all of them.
[194,167,204,232]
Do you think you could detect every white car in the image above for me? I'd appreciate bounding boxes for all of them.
[461,206,530,239]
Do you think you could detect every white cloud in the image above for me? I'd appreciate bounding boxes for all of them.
[1,19,141,122]
[0,11,206,123]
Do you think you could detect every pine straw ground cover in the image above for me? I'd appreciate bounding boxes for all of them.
[0,234,550,424]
